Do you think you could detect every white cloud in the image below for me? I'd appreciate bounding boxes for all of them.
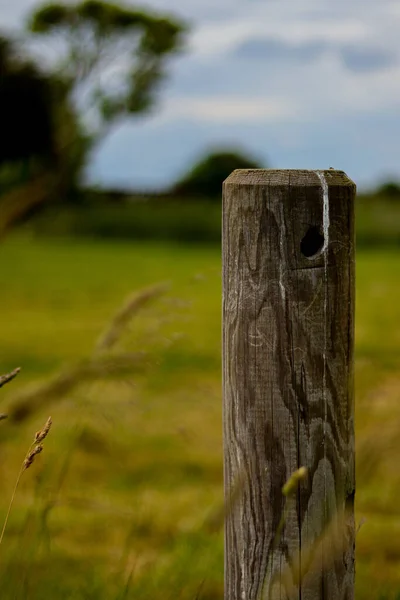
[190,17,369,58]
[157,46,400,127]
[161,96,295,123]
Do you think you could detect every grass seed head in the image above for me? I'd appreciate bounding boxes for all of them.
[35,416,52,443]
[24,444,43,470]
[0,367,21,389]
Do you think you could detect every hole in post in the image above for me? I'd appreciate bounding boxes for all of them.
[300,226,324,258]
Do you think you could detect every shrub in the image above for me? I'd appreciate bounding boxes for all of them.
[172,148,264,198]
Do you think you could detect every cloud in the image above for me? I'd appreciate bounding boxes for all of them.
[164,41,400,123]
[340,45,397,73]
[233,38,327,62]
[232,36,398,74]
[189,14,369,58]
[161,96,295,123]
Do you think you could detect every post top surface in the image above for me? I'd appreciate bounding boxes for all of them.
[223,169,355,188]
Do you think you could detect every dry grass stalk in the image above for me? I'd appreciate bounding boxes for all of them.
[267,466,309,564]
[206,466,308,536]
[0,367,21,389]
[206,465,309,598]
[0,367,21,422]
[0,416,52,546]
[204,466,248,533]
[95,282,169,353]
[8,353,148,422]
[260,468,351,600]
[7,283,167,423]
[282,466,308,497]
[268,508,352,600]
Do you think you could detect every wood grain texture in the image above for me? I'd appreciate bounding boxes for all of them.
[222,169,355,600]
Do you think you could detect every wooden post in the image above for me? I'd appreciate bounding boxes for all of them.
[222,170,355,600]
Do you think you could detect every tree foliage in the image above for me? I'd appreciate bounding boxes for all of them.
[0,32,90,212]
[0,36,55,166]
[27,0,186,139]
[173,149,265,198]
[376,181,400,200]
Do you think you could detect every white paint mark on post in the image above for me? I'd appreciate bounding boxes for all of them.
[316,171,330,252]
[316,169,330,412]
[316,169,330,574]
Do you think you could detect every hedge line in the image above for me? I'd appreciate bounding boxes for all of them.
[30,195,400,248]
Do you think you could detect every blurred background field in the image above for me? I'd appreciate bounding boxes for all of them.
[0,232,400,599]
[1,0,400,597]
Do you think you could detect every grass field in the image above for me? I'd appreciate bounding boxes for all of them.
[1,233,400,599]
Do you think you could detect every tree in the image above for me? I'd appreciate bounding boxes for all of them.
[0,31,91,192]
[0,32,91,182]
[0,33,89,234]
[0,36,56,168]
[28,1,186,148]
[0,2,185,234]
[376,181,400,200]
[173,149,265,198]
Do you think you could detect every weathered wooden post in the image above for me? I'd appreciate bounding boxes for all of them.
[222,170,355,600]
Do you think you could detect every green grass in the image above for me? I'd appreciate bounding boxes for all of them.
[0,234,400,598]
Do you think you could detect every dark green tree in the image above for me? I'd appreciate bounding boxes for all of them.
[1,33,92,201]
[376,181,400,200]
[0,36,55,169]
[0,32,92,233]
[28,1,186,149]
[173,149,265,198]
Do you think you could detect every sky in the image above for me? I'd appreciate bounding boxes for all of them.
[1,0,400,191]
